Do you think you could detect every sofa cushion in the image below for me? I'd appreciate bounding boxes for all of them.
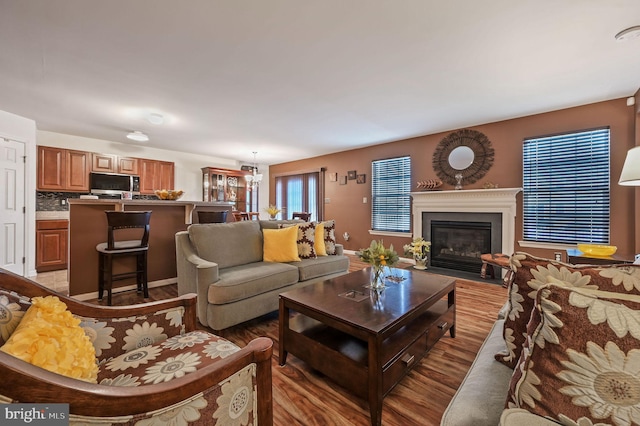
[441,318,514,426]
[0,296,98,383]
[99,330,240,384]
[188,221,263,269]
[496,252,640,368]
[0,290,30,346]
[506,283,640,425]
[320,220,337,255]
[259,219,304,229]
[263,226,301,262]
[314,222,327,256]
[296,255,350,281]
[208,262,299,305]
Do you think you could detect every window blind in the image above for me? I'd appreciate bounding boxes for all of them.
[522,128,610,244]
[371,156,411,232]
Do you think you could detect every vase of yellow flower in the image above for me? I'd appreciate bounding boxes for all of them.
[357,240,399,289]
[403,237,431,270]
[265,205,281,220]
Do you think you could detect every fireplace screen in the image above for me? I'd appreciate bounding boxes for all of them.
[430,220,491,273]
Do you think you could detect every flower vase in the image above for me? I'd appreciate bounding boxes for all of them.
[269,215,277,220]
[370,285,385,309]
[413,253,428,270]
[370,265,386,289]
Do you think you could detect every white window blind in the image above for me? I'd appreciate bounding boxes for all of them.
[523,128,610,244]
[371,156,411,232]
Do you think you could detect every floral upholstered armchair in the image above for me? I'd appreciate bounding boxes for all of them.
[0,268,273,425]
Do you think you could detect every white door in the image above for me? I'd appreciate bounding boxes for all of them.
[0,138,25,275]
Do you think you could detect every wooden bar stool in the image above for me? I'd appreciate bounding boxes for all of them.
[96,211,151,305]
[198,210,228,223]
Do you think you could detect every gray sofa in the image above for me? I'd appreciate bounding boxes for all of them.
[440,306,558,426]
[175,219,349,331]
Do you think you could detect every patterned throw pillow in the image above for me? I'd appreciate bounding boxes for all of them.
[0,296,98,383]
[506,283,640,425]
[496,252,640,368]
[322,220,337,255]
[0,290,31,346]
[280,222,317,259]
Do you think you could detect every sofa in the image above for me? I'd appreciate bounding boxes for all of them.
[0,268,273,425]
[442,252,640,426]
[175,219,350,331]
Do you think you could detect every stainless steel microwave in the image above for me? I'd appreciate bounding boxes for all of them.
[90,172,140,195]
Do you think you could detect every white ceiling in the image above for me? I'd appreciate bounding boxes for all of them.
[1,1,639,165]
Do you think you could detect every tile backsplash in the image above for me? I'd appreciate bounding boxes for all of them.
[37,191,157,211]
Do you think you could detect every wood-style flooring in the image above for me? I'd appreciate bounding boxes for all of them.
[83,256,509,426]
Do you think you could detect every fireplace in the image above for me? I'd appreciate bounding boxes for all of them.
[429,218,496,273]
[411,188,521,275]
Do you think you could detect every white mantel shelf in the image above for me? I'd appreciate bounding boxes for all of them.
[411,188,522,256]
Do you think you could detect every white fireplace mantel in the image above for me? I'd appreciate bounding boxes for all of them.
[411,188,522,255]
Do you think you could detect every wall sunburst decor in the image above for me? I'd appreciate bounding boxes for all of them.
[432,129,495,187]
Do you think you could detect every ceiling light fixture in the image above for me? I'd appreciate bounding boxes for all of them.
[245,152,263,190]
[147,112,164,125]
[615,25,640,41]
[126,131,149,142]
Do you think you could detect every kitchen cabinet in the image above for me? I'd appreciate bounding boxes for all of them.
[66,150,90,191]
[118,157,139,175]
[140,159,175,194]
[92,153,117,173]
[37,146,89,191]
[36,220,68,272]
[202,167,254,212]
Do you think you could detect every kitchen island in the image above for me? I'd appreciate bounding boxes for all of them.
[68,199,234,299]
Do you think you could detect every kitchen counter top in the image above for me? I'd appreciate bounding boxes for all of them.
[36,211,70,220]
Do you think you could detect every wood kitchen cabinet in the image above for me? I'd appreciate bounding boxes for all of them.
[91,153,117,172]
[139,159,175,194]
[36,220,68,272]
[38,146,89,191]
[118,157,139,175]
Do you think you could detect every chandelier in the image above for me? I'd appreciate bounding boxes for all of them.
[245,151,263,190]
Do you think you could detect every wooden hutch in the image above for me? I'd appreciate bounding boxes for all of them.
[201,167,257,212]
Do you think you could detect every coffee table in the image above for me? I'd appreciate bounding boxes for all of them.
[279,267,456,426]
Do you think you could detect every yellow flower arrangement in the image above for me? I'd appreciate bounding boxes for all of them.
[265,205,281,217]
[403,237,431,257]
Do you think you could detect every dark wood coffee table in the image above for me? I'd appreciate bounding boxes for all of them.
[279,267,456,426]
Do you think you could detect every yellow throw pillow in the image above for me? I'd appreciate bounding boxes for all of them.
[0,296,98,383]
[263,225,301,262]
[314,222,327,256]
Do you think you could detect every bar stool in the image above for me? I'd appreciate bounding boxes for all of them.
[96,211,152,305]
[292,212,311,221]
[198,210,228,223]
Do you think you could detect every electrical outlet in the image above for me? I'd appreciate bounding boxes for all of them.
[61,199,66,205]
[324,198,330,203]
[362,197,367,203]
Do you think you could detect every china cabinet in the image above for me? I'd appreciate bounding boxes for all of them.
[201,167,256,212]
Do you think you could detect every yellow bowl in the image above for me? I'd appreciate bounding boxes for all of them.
[154,189,184,200]
[577,244,617,257]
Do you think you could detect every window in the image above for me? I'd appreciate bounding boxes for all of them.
[371,156,411,233]
[275,172,319,221]
[522,128,610,245]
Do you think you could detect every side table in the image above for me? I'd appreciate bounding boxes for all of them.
[566,249,635,265]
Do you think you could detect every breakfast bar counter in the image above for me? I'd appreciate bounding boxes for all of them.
[67,199,234,298]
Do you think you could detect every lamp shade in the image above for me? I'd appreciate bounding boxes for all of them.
[619,146,640,186]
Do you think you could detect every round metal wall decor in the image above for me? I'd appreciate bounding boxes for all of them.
[432,129,495,186]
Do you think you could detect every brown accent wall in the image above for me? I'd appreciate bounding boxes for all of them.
[269,98,637,260]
